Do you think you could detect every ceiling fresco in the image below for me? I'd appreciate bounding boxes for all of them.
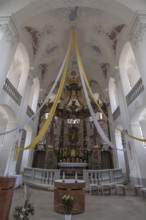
[18,6,127,98]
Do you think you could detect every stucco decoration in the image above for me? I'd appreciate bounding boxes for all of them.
[90,44,101,54]
[45,46,58,55]
[39,64,49,79]
[69,6,79,21]
[25,26,41,55]
[130,11,146,43]
[107,24,125,54]
[100,63,110,78]
[0,17,18,46]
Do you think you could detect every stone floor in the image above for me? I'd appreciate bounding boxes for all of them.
[9,186,146,220]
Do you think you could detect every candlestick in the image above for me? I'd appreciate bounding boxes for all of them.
[62,172,65,182]
[75,172,78,182]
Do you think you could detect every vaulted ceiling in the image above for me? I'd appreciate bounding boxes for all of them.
[1,0,145,100]
[22,7,126,95]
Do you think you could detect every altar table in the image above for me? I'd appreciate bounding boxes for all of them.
[54,179,85,214]
[58,162,87,168]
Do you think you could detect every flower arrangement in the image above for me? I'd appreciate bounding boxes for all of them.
[62,194,73,214]
[13,184,34,220]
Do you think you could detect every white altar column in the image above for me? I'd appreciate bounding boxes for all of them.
[112,71,142,185]
[113,72,130,179]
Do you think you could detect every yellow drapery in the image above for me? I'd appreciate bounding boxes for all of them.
[13,145,19,161]
[23,30,73,150]
[73,29,146,143]
[22,28,146,151]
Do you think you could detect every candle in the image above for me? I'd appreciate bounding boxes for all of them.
[62,172,65,182]
[75,172,78,182]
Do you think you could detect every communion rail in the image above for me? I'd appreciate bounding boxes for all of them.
[23,167,60,190]
[83,168,124,190]
[23,167,124,191]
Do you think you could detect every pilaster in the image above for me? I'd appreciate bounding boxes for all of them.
[0,16,19,46]
[129,11,146,43]
[128,11,146,97]
[0,16,19,94]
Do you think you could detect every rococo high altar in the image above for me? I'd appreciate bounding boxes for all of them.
[32,70,113,174]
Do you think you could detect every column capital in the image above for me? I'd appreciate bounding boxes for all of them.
[129,11,146,43]
[113,71,121,82]
[0,16,18,46]
[28,73,34,83]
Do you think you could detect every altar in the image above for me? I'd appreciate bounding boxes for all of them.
[58,163,88,179]
[58,162,87,168]
[54,179,86,214]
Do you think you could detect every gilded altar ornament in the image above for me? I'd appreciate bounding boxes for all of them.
[67,70,80,85]
[93,145,99,149]
[37,141,45,151]
[71,148,76,157]
[48,145,53,149]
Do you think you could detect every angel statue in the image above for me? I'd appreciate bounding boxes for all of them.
[84,136,91,150]
[54,136,60,151]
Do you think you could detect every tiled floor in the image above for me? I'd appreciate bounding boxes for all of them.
[9,186,146,220]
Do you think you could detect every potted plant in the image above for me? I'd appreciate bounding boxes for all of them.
[62,194,73,220]
[13,184,34,220]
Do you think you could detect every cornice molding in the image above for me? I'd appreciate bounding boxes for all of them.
[0,16,18,46]
[129,11,146,43]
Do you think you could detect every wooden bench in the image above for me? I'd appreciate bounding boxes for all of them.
[134,184,144,196]
[115,184,126,195]
[140,188,146,199]
[89,183,103,195]
[90,181,125,196]
[100,183,115,195]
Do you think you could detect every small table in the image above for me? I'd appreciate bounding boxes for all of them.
[54,179,85,214]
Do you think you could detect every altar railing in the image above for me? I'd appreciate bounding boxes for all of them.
[23,167,124,191]
[3,78,22,105]
[126,78,144,106]
[23,167,60,190]
[83,168,124,190]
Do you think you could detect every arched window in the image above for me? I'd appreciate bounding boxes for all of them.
[119,42,141,95]
[7,43,29,95]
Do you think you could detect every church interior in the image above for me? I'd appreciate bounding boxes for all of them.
[0,0,146,219]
